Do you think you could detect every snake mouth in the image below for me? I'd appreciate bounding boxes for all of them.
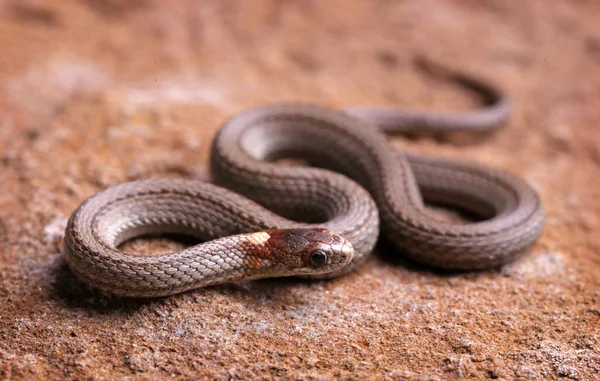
[294,265,345,276]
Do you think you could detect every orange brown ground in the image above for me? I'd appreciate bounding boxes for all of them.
[0,1,599,380]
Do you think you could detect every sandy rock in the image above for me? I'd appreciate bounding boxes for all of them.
[1,0,599,379]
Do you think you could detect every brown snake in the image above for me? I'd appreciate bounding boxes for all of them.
[64,61,545,297]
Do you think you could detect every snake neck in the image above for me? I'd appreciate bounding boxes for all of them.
[65,225,287,297]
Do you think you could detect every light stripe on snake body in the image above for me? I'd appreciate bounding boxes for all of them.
[64,64,545,297]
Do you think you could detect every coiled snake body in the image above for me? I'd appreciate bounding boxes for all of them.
[64,64,545,297]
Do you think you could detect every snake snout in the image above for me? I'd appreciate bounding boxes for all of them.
[331,235,354,267]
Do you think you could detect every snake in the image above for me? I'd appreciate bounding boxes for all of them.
[64,60,545,297]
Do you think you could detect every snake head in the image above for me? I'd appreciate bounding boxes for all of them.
[265,228,354,275]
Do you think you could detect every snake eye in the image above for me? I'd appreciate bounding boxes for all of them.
[309,250,327,268]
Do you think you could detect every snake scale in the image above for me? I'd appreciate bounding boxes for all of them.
[64,61,545,297]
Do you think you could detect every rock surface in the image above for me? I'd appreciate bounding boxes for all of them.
[1,0,599,379]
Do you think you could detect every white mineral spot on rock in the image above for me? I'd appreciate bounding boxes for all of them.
[43,217,68,243]
[119,79,229,111]
[501,251,565,279]
[6,58,111,113]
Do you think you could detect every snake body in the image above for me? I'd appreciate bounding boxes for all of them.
[64,64,545,297]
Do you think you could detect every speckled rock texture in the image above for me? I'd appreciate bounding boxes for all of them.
[1,1,599,380]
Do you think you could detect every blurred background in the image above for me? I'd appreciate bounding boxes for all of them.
[0,1,599,379]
